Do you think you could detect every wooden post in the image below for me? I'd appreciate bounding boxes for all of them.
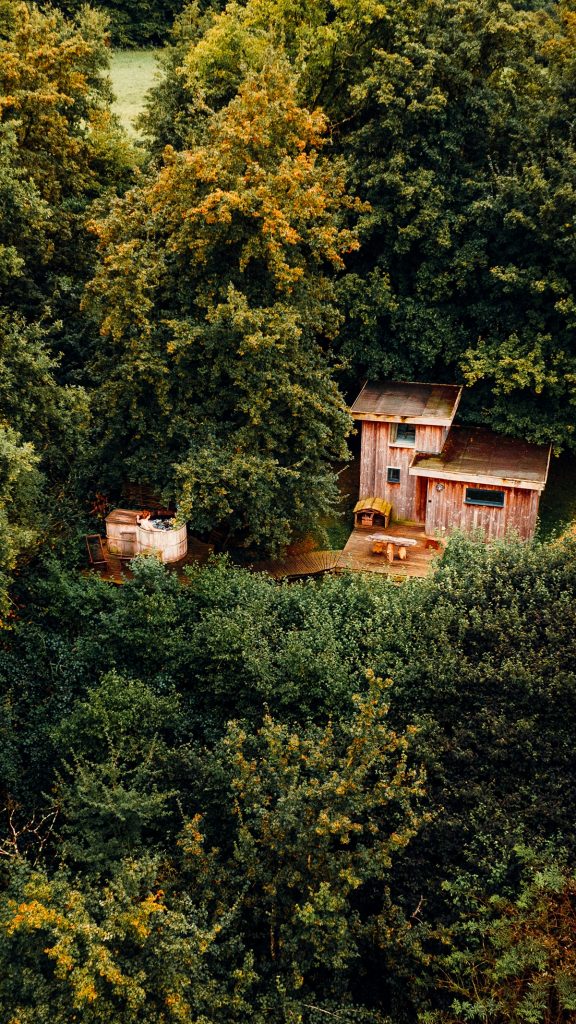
[398,545,407,561]
[386,542,395,563]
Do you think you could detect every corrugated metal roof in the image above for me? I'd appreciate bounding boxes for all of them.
[410,427,551,491]
[350,381,462,425]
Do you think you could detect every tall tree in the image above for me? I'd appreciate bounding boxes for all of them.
[182,676,425,1016]
[88,63,362,553]
[145,0,576,448]
[0,674,423,1023]
[0,1,137,371]
[0,313,89,611]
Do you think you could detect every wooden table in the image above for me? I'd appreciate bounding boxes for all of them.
[368,533,418,562]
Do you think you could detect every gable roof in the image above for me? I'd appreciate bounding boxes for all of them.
[410,427,551,492]
[353,497,392,517]
[350,381,462,426]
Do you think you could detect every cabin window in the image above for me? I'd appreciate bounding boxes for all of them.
[387,467,401,484]
[464,487,505,508]
[390,423,416,447]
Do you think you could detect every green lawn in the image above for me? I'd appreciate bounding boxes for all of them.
[109,49,161,137]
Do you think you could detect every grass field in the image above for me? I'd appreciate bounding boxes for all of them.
[109,49,161,137]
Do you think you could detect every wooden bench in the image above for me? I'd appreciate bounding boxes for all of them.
[368,533,418,562]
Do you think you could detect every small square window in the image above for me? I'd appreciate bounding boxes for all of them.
[387,467,401,484]
[464,487,505,507]
[391,423,416,446]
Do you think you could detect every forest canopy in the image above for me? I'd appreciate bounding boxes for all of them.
[2,0,576,566]
[1,2,576,1021]
[2,537,576,1022]
[142,0,576,447]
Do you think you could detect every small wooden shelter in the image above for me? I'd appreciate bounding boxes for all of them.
[351,381,551,541]
[353,497,392,529]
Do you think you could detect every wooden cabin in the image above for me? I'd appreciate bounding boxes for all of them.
[351,381,463,523]
[411,428,551,540]
[351,382,551,541]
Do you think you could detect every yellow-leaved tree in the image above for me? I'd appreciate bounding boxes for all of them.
[88,62,365,554]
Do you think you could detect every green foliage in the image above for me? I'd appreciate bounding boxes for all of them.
[53,673,182,870]
[0,2,135,231]
[0,425,41,613]
[57,0,224,46]
[146,0,576,447]
[0,1,141,603]
[0,674,421,1022]
[0,0,138,383]
[426,849,576,1024]
[1,3,115,203]
[88,63,362,553]
[0,856,257,1022]
[2,537,576,1018]
[2,1,576,1019]
[138,3,218,155]
[0,314,89,609]
[0,313,89,476]
[0,122,50,300]
[174,677,424,1017]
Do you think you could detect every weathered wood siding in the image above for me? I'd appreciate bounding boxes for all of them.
[414,424,449,453]
[425,479,540,540]
[359,422,382,497]
[359,423,447,522]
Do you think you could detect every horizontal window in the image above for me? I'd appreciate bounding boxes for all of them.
[464,487,505,507]
[387,467,401,484]
[390,423,416,446]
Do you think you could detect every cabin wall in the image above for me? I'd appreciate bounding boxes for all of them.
[415,424,449,453]
[359,422,382,497]
[359,422,448,522]
[360,422,416,518]
[424,479,540,540]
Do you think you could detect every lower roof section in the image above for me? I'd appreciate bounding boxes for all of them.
[410,427,551,492]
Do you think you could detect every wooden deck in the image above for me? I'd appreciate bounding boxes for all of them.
[85,536,214,585]
[86,526,438,585]
[251,525,438,580]
[250,549,342,579]
[338,523,437,578]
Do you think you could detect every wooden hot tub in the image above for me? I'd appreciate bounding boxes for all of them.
[106,509,187,564]
[137,518,187,563]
